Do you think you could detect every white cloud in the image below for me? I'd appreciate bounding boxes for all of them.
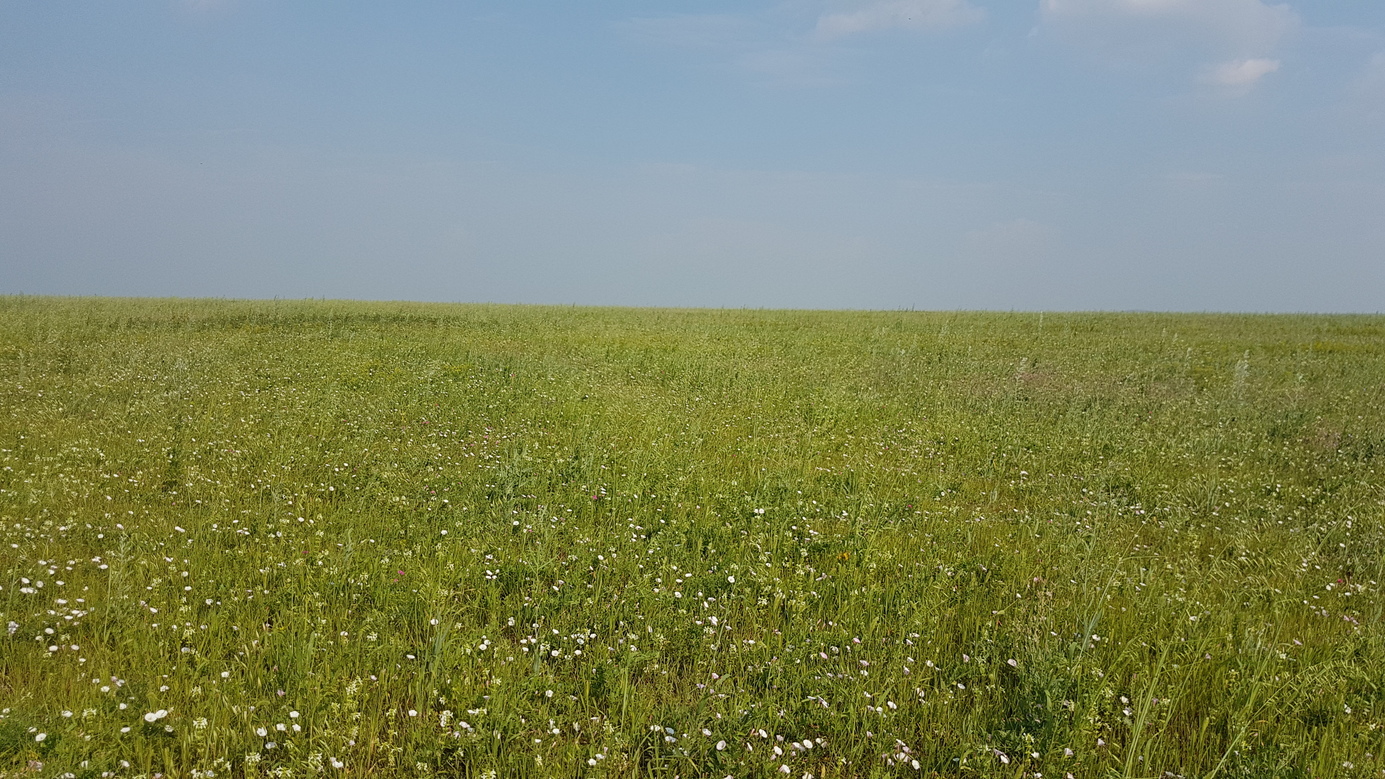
[814,0,985,40]
[1040,0,1297,84]
[1201,57,1280,86]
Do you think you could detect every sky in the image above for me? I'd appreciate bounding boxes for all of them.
[2,1,1383,311]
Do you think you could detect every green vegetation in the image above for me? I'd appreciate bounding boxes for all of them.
[1,296,1383,778]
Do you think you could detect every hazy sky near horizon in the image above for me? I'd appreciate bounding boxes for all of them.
[2,1,1383,311]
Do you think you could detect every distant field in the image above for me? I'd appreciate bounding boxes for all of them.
[1,297,1382,778]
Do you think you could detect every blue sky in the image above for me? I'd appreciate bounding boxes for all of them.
[2,1,1382,310]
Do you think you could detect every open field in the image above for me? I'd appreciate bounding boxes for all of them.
[1,297,1383,778]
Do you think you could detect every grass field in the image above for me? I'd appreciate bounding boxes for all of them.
[1,297,1382,778]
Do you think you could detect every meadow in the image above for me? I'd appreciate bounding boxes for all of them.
[0,296,1382,779]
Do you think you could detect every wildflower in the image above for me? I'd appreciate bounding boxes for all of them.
[144,709,169,723]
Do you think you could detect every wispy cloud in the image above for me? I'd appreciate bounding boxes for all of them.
[1041,0,1296,52]
[620,1,985,86]
[1040,0,1298,87]
[1201,57,1280,86]
[814,0,985,40]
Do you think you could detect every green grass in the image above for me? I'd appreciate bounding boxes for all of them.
[1,296,1382,778]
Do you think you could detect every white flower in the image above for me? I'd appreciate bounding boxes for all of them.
[144,709,168,723]
[716,740,727,750]
[35,733,47,742]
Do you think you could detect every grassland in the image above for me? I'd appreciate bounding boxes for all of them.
[0,296,1382,778]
